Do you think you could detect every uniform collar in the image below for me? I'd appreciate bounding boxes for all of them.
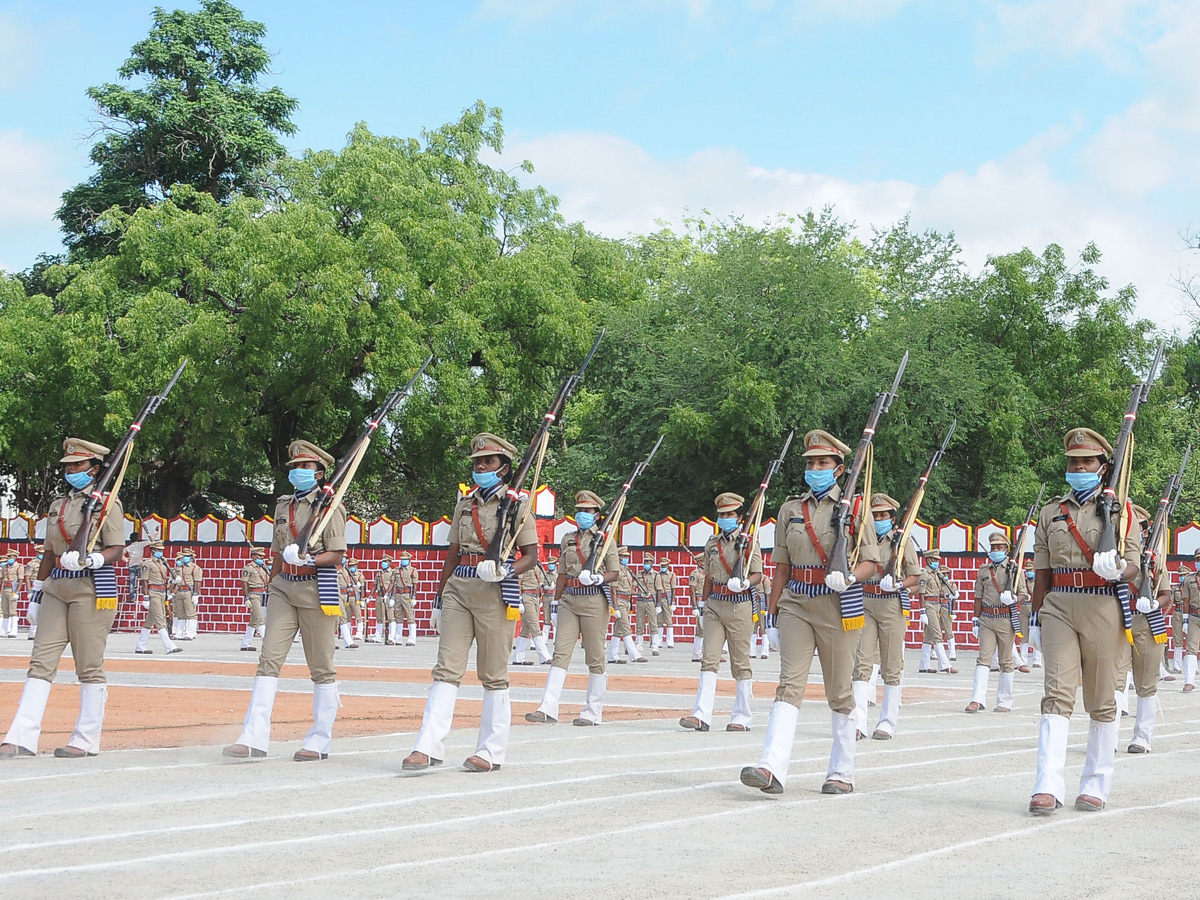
[471,483,504,503]
[802,483,843,504]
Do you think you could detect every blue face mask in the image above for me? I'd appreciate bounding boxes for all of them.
[37,554,43,560]
[874,519,893,537]
[1065,470,1102,492]
[642,563,651,572]
[716,516,738,534]
[65,470,93,491]
[256,558,267,566]
[180,556,192,565]
[152,551,163,559]
[1026,571,1035,580]
[804,468,837,493]
[349,566,357,573]
[929,561,939,570]
[575,511,596,530]
[988,550,1007,564]
[473,469,503,490]
[548,563,557,571]
[400,560,410,568]
[381,561,391,570]
[289,467,318,492]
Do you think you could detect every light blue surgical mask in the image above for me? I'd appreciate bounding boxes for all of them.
[804,469,837,494]
[1065,471,1102,493]
[929,561,939,570]
[988,550,1007,564]
[37,554,43,560]
[289,467,318,492]
[65,471,93,491]
[381,561,391,570]
[400,560,410,568]
[349,566,357,573]
[548,563,557,571]
[575,511,596,530]
[716,516,738,534]
[1026,571,1035,580]
[152,551,163,559]
[473,469,502,490]
[874,519,893,537]
[642,563,651,572]
[256,558,267,566]
[180,556,192,565]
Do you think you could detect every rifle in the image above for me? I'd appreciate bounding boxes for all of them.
[583,434,664,577]
[828,352,909,578]
[1008,483,1046,580]
[296,354,433,553]
[1138,444,1191,604]
[1096,342,1164,558]
[486,331,604,566]
[68,360,187,556]
[883,420,956,580]
[731,430,795,586]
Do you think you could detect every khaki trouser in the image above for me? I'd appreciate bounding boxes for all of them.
[1188,609,1200,656]
[922,598,944,644]
[1122,616,1160,698]
[977,614,1014,673]
[431,573,511,691]
[637,599,658,635]
[659,597,673,628]
[256,576,337,684]
[144,589,168,630]
[28,574,117,684]
[853,594,905,685]
[551,590,607,675]
[1040,590,1123,722]
[376,596,395,626]
[1172,608,1183,654]
[938,603,953,641]
[246,591,266,628]
[174,589,196,619]
[519,593,542,638]
[612,594,633,639]
[701,597,753,681]
[1019,601,1031,640]
[395,594,415,626]
[1,584,16,617]
[776,591,856,713]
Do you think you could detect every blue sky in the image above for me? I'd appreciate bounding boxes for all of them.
[2,0,1197,330]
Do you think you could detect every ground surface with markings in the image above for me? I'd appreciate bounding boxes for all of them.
[1,634,1195,899]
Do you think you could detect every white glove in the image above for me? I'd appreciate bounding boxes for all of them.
[767,627,780,651]
[971,621,980,639]
[387,597,395,608]
[1092,549,1125,582]
[140,599,150,610]
[282,544,314,567]
[1000,590,1016,606]
[1029,624,1042,653]
[824,571,855,593]
[579,569,597,586]
[551,612,558,628]
[474,559,498,582]
[949,588,960,601]
[430,607,441,634]
[1135,595,1153,615]
[192,595,201,605]
[655,605,662,614]
[59,551,84,571]
[726,576,746,593]
[1183,617,1189,634]
[879,574,898,593]
[519,601,526,614]
[85,552,105,570]
[613,607,621,619]
[919,611,928,626]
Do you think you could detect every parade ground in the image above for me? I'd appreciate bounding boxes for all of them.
[1,636,1196,900]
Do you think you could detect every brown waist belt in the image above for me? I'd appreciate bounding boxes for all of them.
[281,563,317,577]
[148,584,168,590]
[790,566,825,585]
[981,606,1011,616]
[458,552,486,565]
[863,583,901,595]
[1051,570,1109,589]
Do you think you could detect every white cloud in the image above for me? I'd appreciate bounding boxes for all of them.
[494,129,1193,332]
[0,130,68,272]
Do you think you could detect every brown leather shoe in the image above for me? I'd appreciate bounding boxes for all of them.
[964,702,984,713]
[1184,684,1195,693]
[222,743,266,759]
[725,723,749,732]
[0,742,34,759]
[993,706,1011,714]
[821,779,853,795]
[293,749,327,761]
[1074,794,1104,812]
[401,751,441,770]
[942,667,958,675]
[463,755,499,772]
[572,717,597,726]
[135,649,153,654]
[632,656,649,663]
[679,715,703,730]
[1017,665,1030,673]
[740,766,783,794]
[1029,793,1062,816]
[871,729,892,740]
[524,710,557,724]
[1127,742,1148,754]
[53,745,96,758]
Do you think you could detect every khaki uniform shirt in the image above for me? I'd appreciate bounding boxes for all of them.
[1032,491,1142,573]
[631,568,655,600]
[519,568,544,595]
[140,557,172,589]
[448,487,538,557]
[1181,571,1200,615]
[558,528,618,579]
[974,561,1028,608]
[688,567,704,603]
[46,490,126,561]
[771,485,860,572]
[173,561,203,591]
[376,568,399,598]
[271,493,347,557]
[919,568,953,602]
[337,566,365,601]
[2,561,20,588]
[613,565,634,596]
[396,565,416,596]
[654,568,677,603]
[703,530,763,589]
[242,561,271,596]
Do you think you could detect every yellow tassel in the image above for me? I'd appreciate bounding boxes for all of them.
[321,605,341,617]
[506,605,520,621]
[1154,633,1169,645]
[843,615,865,632]
[752,612,760,624]
[95,596,117,611]
[1125,628,1133,645]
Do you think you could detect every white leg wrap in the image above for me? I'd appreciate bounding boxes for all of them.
[1131,694,1157,751]
[1078,717,1119,802]
[158,628,178,651]
[387,623,397,643]
[935,644,951,670]
[1114,688,1129,717]
[694,670,718,725]
[533,634,552,662]
[624,634,643,661]
[136,627,151,652]
[374,623,384,642]
[579,673,606,724]
[757,701,799,787]
[827,711,856,785]
[241,625,256,648]
[340,624,353,646]
[920,644,932,670]
[475,688,511,765]
[948,637,957,659]
[996,672,1014,710]
[538,665,568,721]
[412,680,458,761]
[607,636,619,663]
[235,675,279,752]
[651,632,662,651]
[875,684,901,736]
[1032,713,1070,803]
[511,635,529,665]
[851,680,871,734]
[2,677,52,753]
[66,683,108,755]
[667,627,674,646]
[869,663,880,687]
[730,678,753,728]
[301,682,339,755]
[971,665,989,706]
[1185,655,1196,687]
[406,624,417,645]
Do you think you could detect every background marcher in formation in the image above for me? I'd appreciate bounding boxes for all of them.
[1,438,126,759]
[513,556,553,665]
[1,549,21,638]
[135,540,181,655]
[394,551,418,646]
[240,547,270,651]
[527,490,620,726]
[609,547,647,664]
[404,433,538,773]
[966,533,1025,714]
[223,440,347,762]
[680,492,762,733]
[170,547,203,641]
[752,572,773,659]
[632,555,659,656]
[374,555,398,645]
[917,550,957,674]
[688,553,706,662]
[336,556,361,650]
[1183,552,1200,692]
[21,546,43,641]
[1028,427,1142,815]
[655,556,676,648]
[1119,505,1171,753]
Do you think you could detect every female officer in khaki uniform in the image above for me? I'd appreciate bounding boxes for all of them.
[170,547,203,641]
[741,430,879,796]
[527,490,620,725]
[374,555,398,644]
[134,540,181,655]
[512,558,552,665]
[966,533,1026,713]
[240,547,271,651]
[404,433,539,772]
[1028,427,1142,814]
[1121,505,1170,753]
[851,493,921,740]
[395,551,419,646]
[917,551,957,674]
[223,440,347,762]
[680,492,762,732]
[607,547,647,664]
[655,556,677,648]
[1,438,126,759]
